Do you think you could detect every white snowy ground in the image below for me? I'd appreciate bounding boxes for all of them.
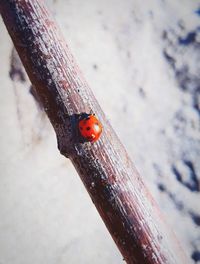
[0,0,199,263]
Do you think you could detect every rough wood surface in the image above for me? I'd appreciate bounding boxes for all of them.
[0,1,190,263]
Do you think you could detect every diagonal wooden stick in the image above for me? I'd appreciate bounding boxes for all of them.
[0,1,190,263]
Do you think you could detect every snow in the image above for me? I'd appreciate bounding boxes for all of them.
[0,0,199,263]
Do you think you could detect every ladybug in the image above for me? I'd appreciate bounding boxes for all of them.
[78,113,102,142]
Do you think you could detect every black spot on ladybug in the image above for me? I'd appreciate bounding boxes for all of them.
[86,127,91,130]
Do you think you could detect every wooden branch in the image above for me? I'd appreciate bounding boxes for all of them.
[0,1,190,263]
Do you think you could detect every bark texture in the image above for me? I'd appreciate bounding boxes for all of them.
[0,1,190,263]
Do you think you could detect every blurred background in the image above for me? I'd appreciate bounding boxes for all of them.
[0,0,199,263]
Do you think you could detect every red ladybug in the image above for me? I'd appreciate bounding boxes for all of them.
[78,114,102,142]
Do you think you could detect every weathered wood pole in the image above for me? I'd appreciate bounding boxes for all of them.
[0,1,190,263]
